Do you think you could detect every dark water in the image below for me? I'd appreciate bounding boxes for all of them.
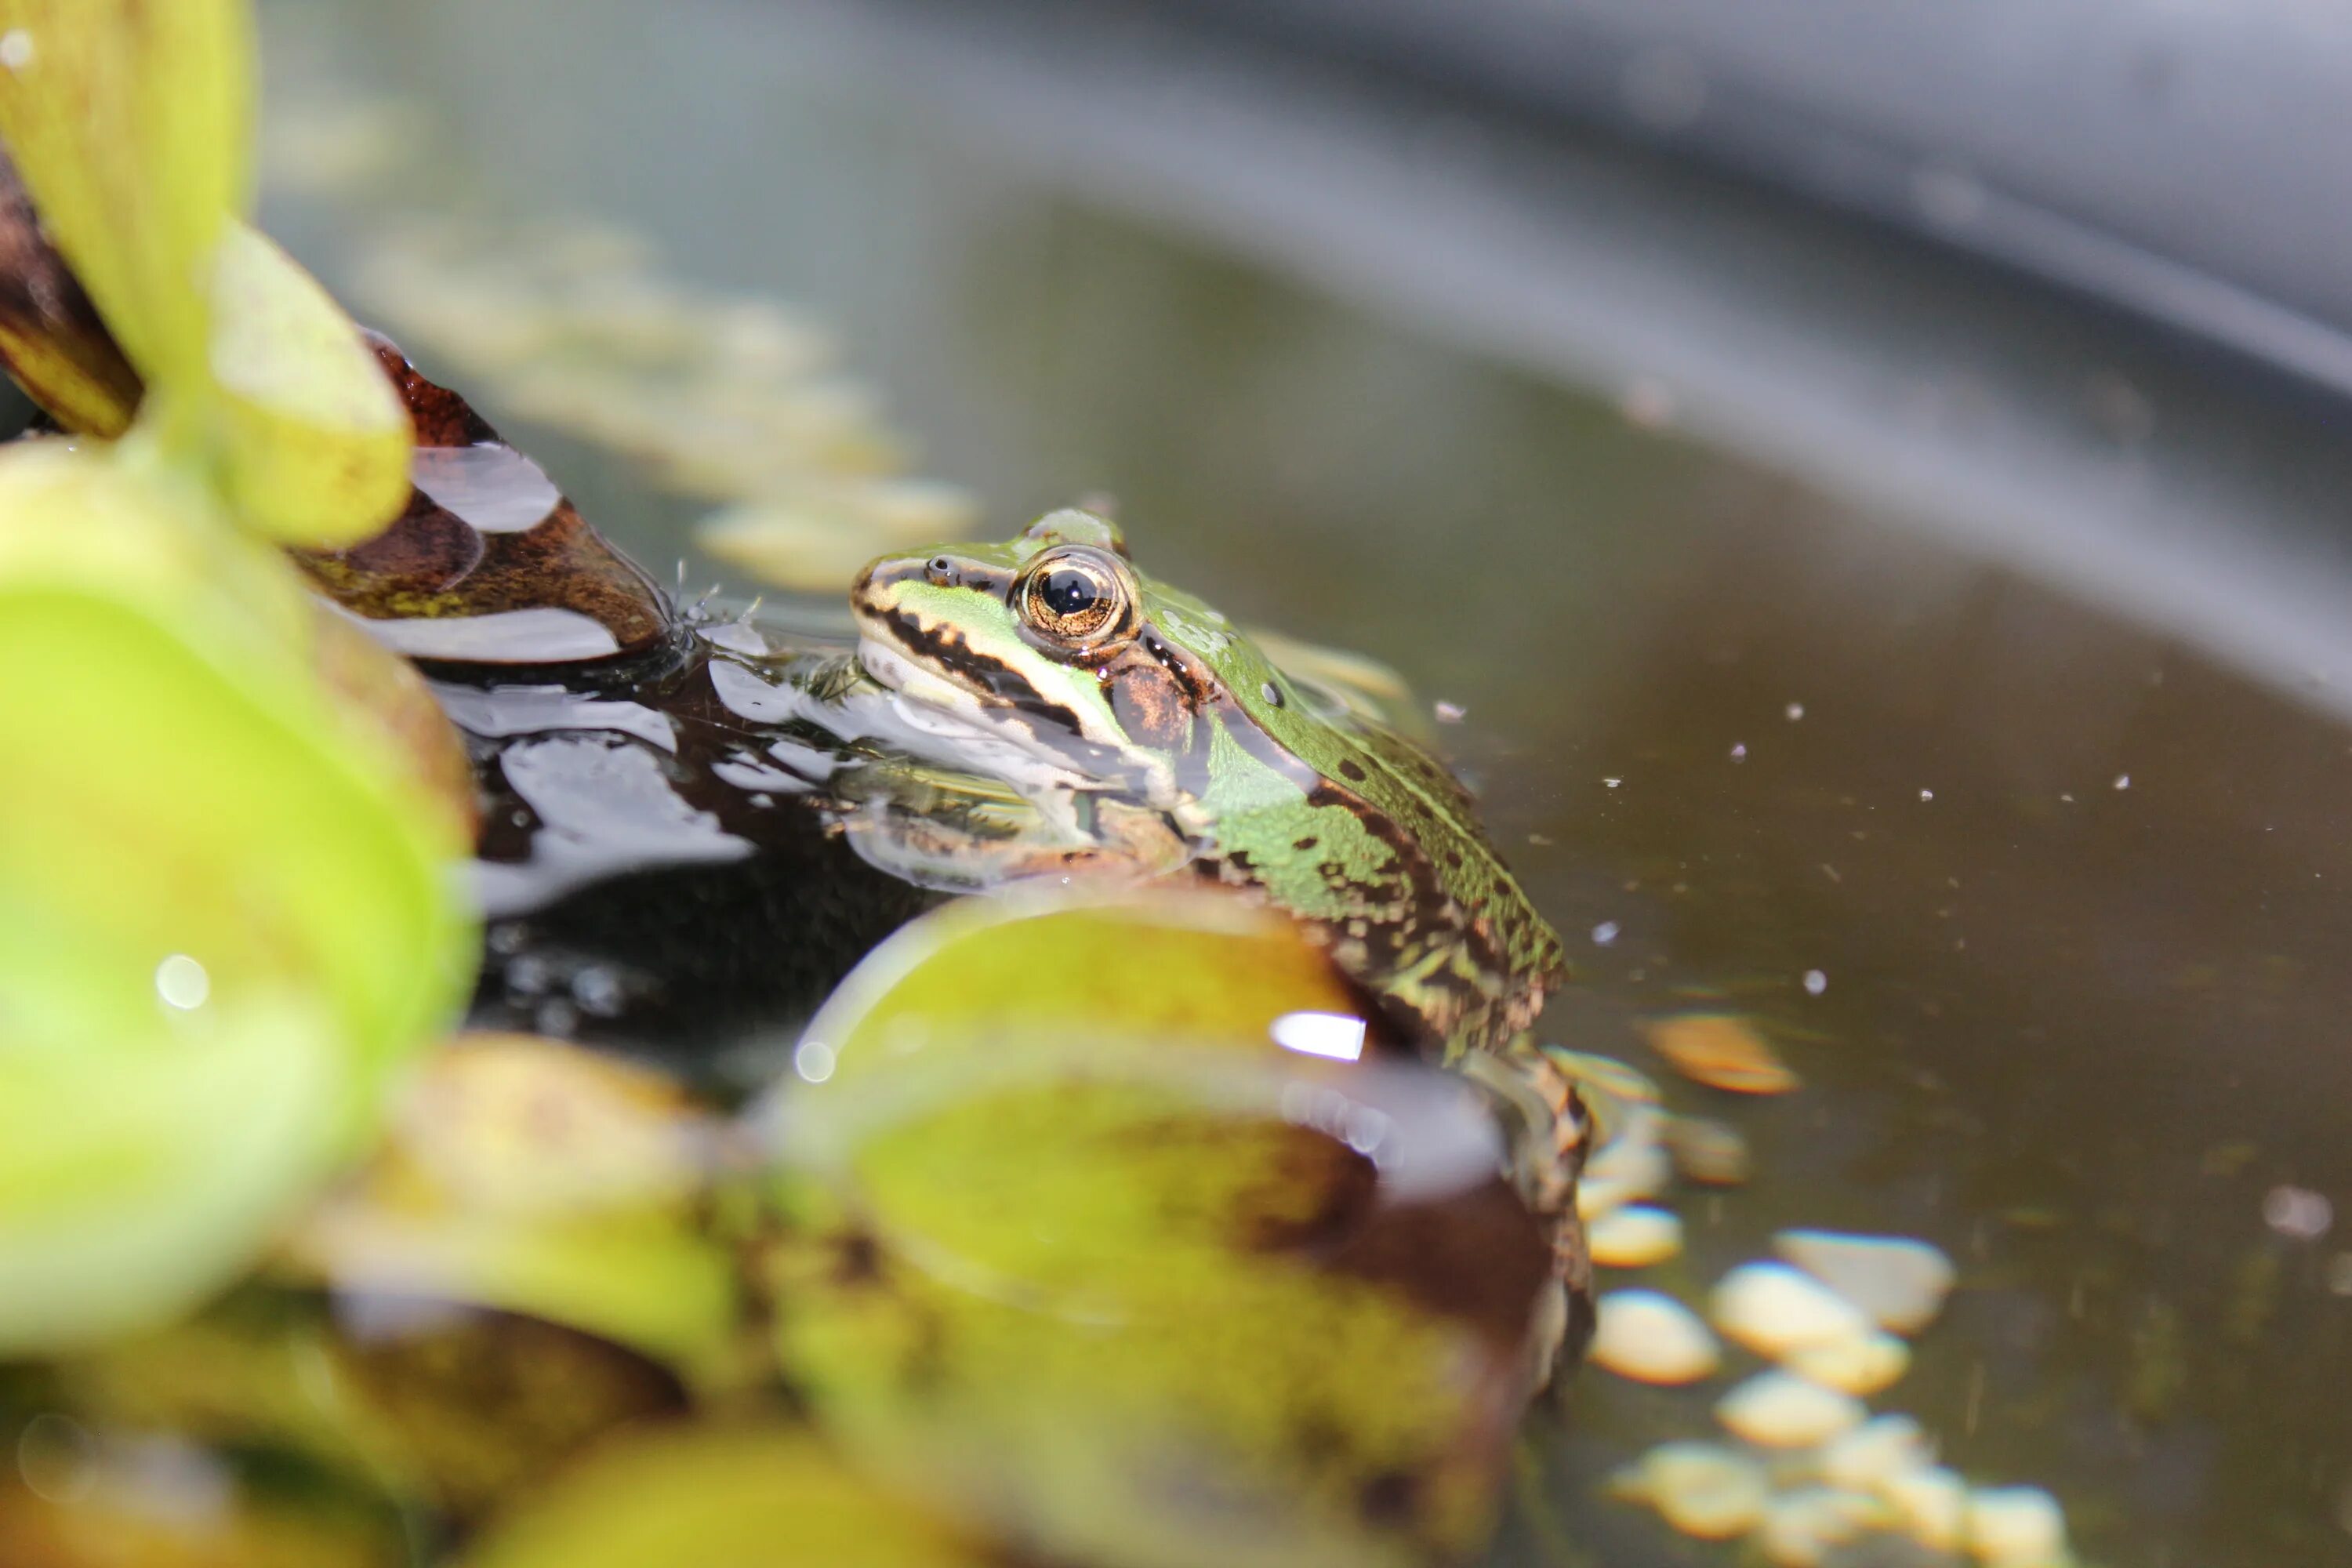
[256,2,2352,1563]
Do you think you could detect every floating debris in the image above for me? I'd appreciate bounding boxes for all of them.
[1885,1465,1968,1553]
[1777,1229,1958,1334]
[1614,1443,1769,1539]
[1788,1330,1911,1396]
[1820,1414,1934,1492]
[1758,1486,1876,1566]
[1965,1485,2072,1566]
[1644,1013,1801,1094]
[1589,1205,1684,1269]
[1711,1261,1875,1359]
[1664,1113,1751,1185]
[1577,1107,1673,1220]
[1715,1370,1866,1449]
[1590,1290,1719,1385]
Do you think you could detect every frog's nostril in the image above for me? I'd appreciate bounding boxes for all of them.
[927,556,956,586]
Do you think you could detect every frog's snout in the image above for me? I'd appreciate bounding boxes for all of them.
[849,553,927,618]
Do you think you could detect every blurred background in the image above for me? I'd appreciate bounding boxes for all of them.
[251,2,2352,1563]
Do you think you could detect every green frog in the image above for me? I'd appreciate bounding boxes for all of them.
[831,507,1589,1359]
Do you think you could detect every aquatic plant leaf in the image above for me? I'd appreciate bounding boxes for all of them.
[0,1428,401,1568]
[208,223,412,546]
[764,891,1546,1568]
[285,1036,739,1384]
[0,143,140,435]
[0,7,412,549]
[0,988,339,1354]
[459,1426,1003,1568]
[0,446,474,1349]
[0,0,249,395]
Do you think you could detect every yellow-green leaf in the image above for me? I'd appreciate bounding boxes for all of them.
[0,0,250,395]
[764,890,1544,1568]
[284,1036,741,1385]
[459,1426,1004,1568]
[209,223,411,546]
[0,445,474,1348]
[0,982,339,1354]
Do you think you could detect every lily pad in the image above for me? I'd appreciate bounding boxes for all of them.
[458,1425,1005,1568]
[761,889,1548,1568]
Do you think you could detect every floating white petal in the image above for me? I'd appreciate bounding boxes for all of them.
[1715,1370,1866,1448]
[1776,1229,1957,1334]
[1711,1261,1875,1359]
[1592,1290,1720,1385]
[1589,1205,1684,1268]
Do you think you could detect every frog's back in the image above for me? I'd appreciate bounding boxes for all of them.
[1183,630,1567,1056]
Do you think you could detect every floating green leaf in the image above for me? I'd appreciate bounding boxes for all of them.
[459,1426,1005,1568]
[764,891,1546,1568]
[285,1035,740,1385]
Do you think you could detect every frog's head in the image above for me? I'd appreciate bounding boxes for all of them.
[849,508,1299,797]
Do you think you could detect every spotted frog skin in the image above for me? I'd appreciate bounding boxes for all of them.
[847,508,1570,1062]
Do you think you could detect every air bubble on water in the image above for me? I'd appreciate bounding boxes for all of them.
[1785,702,1805,721]
[1802,970,1828,996]
[16,1413,93,1504]
[0,31,34,72]
[1919,789,1934,802]
[1603,777,1624,789]
[505,953,552,996]
[154,954,209,1011]
[1593,921,1621,946]
[1434,700,1467,724]
[794,1039,837,1083]
[571,966,626,1017]
[486,921,528,956]
[1730,743,1748,762]
[2114,774,2132,790]
[535,998,581,1038]
[2263,1185,2333,1240]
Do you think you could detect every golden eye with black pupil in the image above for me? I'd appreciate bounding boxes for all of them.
[1018,550,1128,644]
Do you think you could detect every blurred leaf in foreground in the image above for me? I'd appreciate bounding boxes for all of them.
[0,0,411,545]
[0,0,473,1353]
[284,1034,741,1388]
[458,1425,1007,1568]
[764,890,1550,1568]
[0,448,473,1351]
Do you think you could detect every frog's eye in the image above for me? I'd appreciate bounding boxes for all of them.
[1018,549,1131,647]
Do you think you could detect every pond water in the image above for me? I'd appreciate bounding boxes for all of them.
[256,2,2352,1563]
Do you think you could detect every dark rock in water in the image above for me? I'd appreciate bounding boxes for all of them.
[293,338,675,665]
